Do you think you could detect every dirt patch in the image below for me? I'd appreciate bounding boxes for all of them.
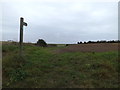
[55,43,119,53]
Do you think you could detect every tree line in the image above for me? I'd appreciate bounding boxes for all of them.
[77,40,120,44]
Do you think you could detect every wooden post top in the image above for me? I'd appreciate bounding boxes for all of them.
[20,17,24,20]
[20,17,27,26]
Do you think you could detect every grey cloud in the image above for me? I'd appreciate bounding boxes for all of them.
[2,1,118,44]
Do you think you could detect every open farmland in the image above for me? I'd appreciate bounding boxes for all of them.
[55,43,119,53]
[2,42,120,88]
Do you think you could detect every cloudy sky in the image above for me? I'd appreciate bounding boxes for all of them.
[1,0,118,44]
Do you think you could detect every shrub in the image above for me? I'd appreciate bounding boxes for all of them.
[77,42,80,44]
[66,44,69,46]
[36,39,47,47]
[80,42,82,44]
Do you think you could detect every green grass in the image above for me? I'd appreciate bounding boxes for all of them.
[2,43,119,88]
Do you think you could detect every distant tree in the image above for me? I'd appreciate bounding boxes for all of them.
[111,40,115,43]
[80,42,82,44]
[102,40,106,43]
[84,41,87,44]
[77,42,80,44]
[118,40,120,43]
[66,44,69,46]
[37,39,47,47]
[97,41,100,43]
[88,41,92,43]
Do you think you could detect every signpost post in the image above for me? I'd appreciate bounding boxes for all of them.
[19,17,27,57]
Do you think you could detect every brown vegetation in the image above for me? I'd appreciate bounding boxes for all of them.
[56,43,119,53]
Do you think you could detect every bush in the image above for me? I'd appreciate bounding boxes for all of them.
[66,44,69,46]
[36,39,47,47]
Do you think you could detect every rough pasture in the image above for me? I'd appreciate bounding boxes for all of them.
[2,42,119,88]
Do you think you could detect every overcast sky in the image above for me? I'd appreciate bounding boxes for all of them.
[1,0,118,44]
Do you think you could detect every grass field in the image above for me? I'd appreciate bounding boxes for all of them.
[2,42,120,88]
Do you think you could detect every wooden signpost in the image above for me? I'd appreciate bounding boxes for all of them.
[19,17,27,57]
